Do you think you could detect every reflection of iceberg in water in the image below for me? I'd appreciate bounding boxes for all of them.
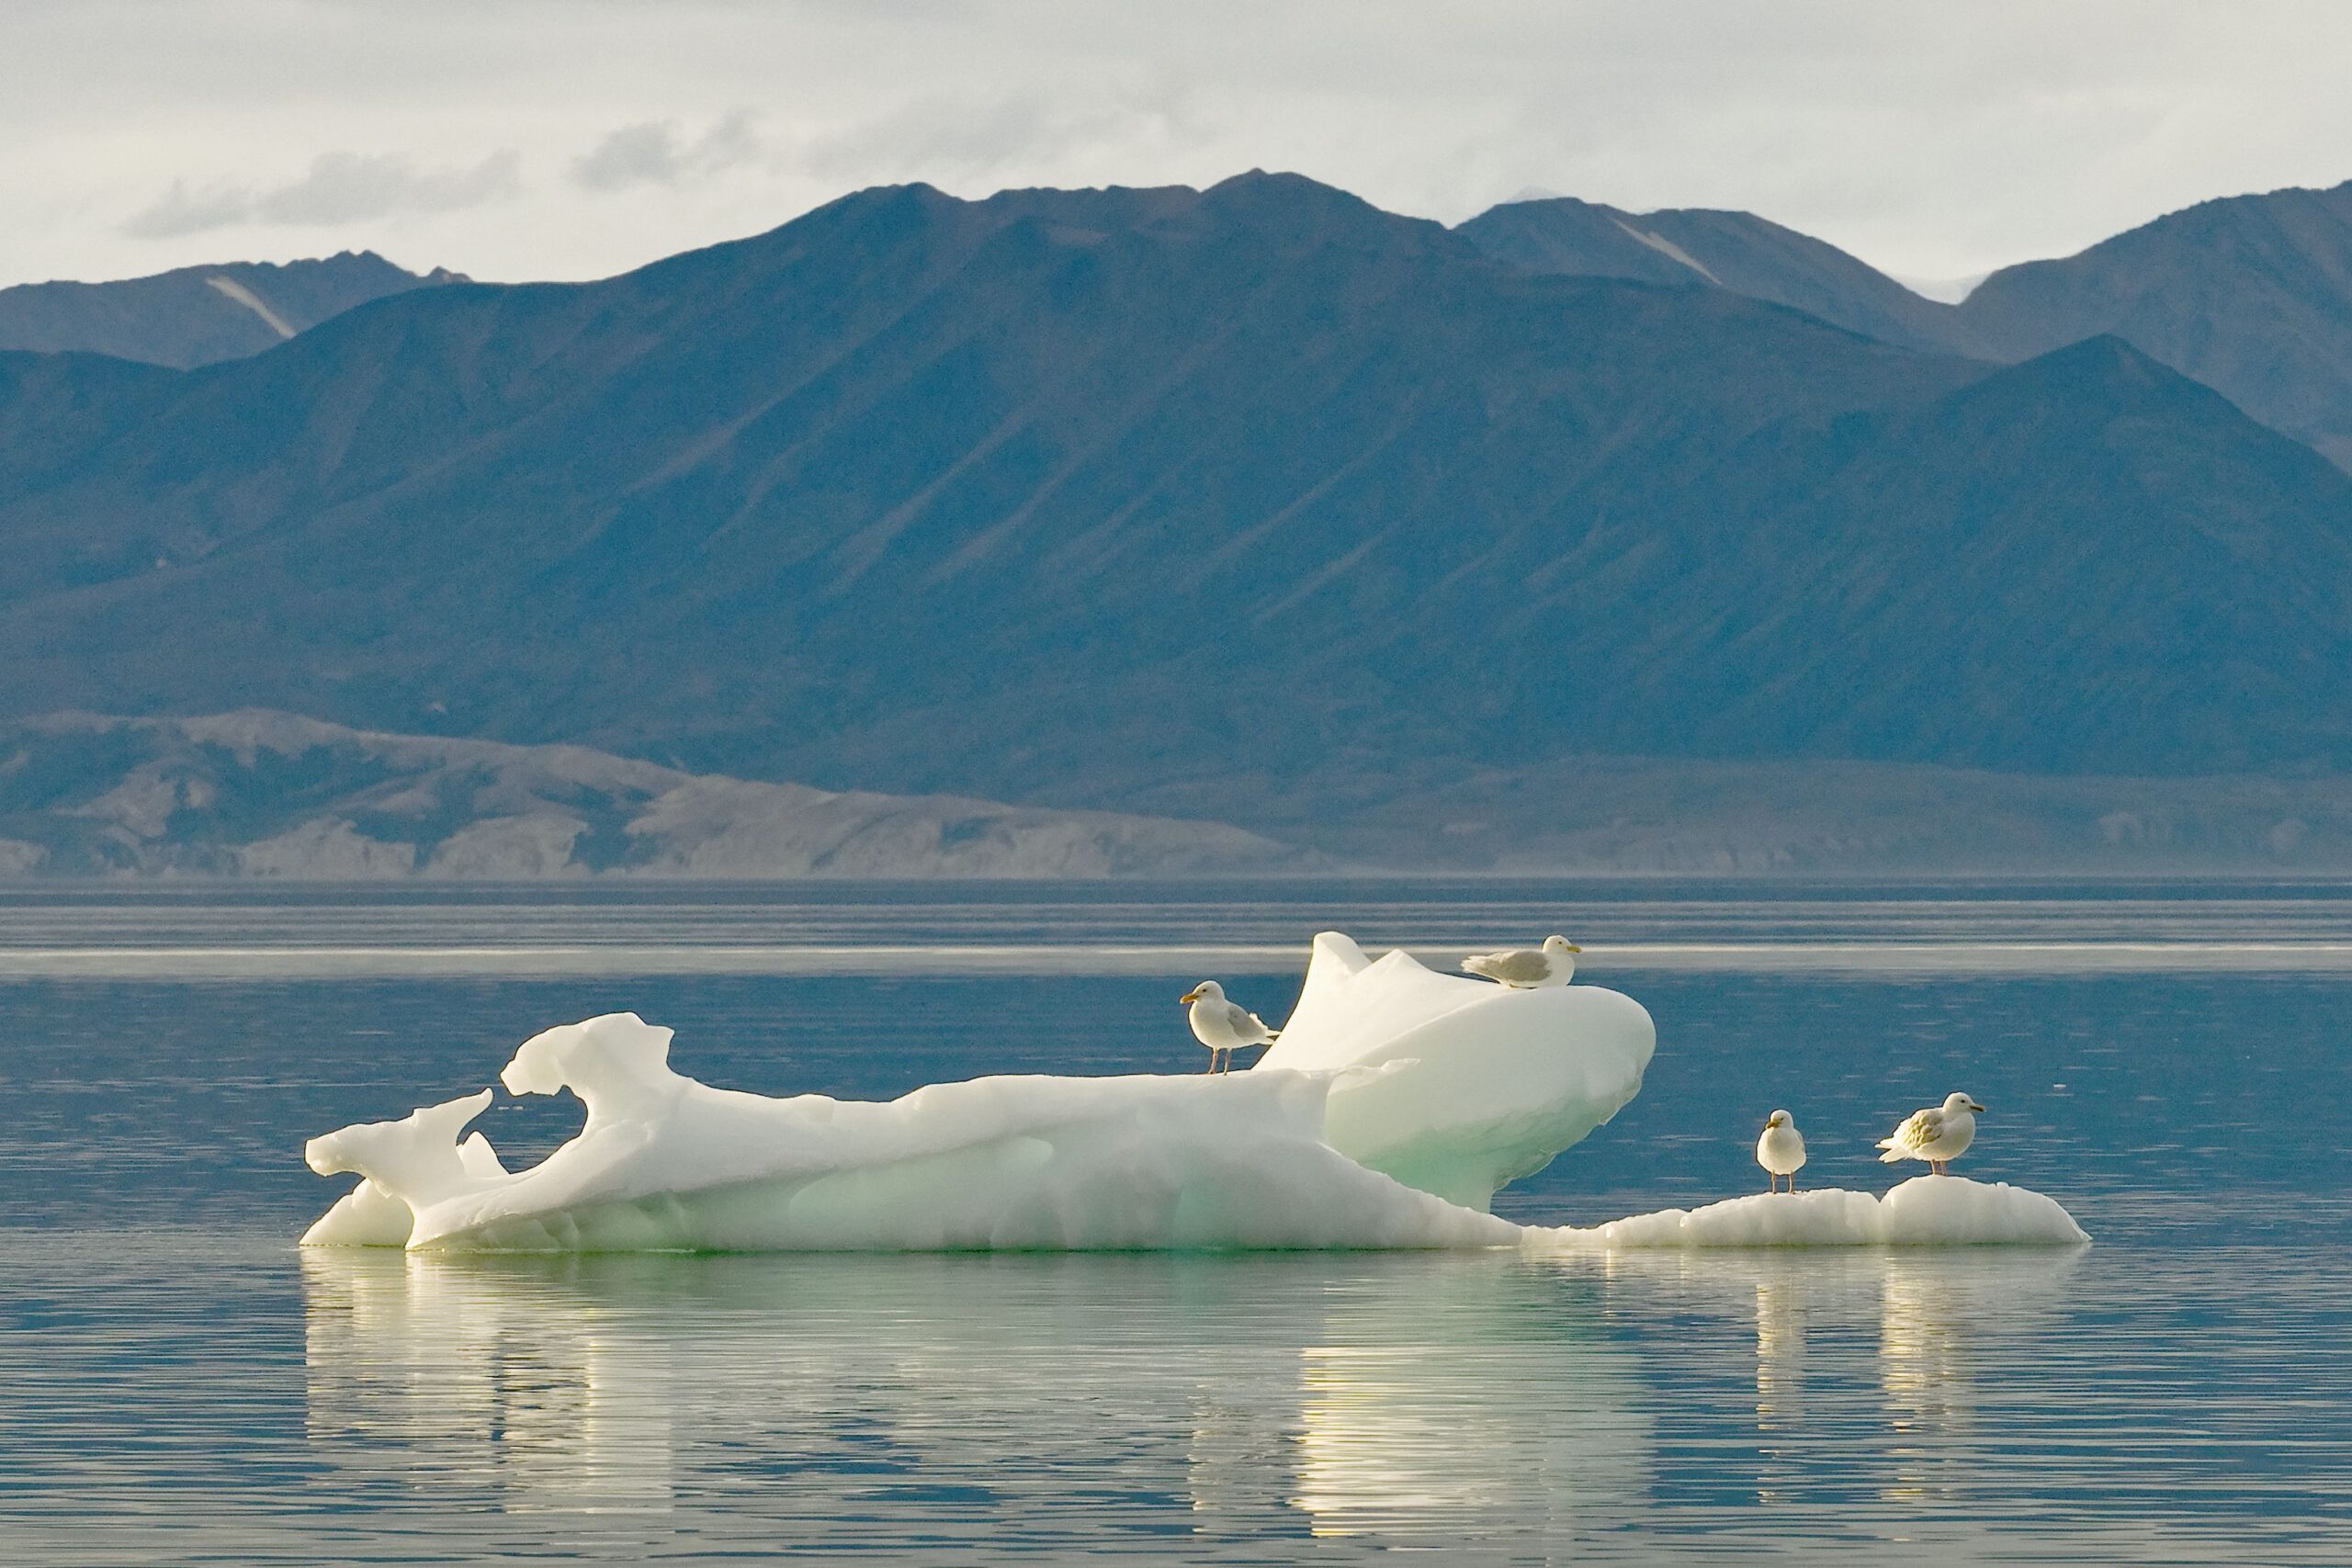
[1532,1247,2084,1519]
[302,932,1656,1253]
[300,1250,1652,1551]
[1874,1251,2080,1506]
[1754,1270,1807,1432]
[1881,1258,1974,1439]
[1290,1333,1647,1541]
[303,1251,677,1514]
[1184,1382,1295,1527]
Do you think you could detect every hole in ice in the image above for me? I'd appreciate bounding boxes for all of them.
[483,1092,586,1175]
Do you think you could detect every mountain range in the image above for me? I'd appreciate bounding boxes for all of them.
[1460,179,2352,469]
[0,253,458,370]
[3,173,2350,874]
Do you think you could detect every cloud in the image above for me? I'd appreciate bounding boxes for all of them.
[29,0,2352,288]
[255,149,521,224]
[123,150,522,238]
[571,110,763,191]
[791,92,1195,190]
[119,181,253,239]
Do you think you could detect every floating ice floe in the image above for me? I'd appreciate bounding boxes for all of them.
[303,931,1652,1252]
[300,930,2088,1254]
[1527,1178,2089,1249]
[303,1091,510,1247]
[1264,933,1655,1209]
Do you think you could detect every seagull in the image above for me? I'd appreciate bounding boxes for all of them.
[1877,1092,1985,1175]
[1460,934,1582,988]
[1181,980,1279,1074]
[1757,1109,1806,1193]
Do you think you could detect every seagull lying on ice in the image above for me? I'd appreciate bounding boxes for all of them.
[1757,1109,1806,1193]
[1460,934,1582,988]
[1877,1092,1985,1175]
[1181,980,1279,1074]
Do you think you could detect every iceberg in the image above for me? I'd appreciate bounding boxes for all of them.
[1263,933,1655,1208]
[301,931,1653,1253]
[302,1091,510,1247]
[299,1247,1657,1536]
[312,1013,1517,1252]
[300,929,2085,1254]
[1527,1178,2089,1249]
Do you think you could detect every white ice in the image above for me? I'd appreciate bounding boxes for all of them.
[303,931,1646,1252]
[302,1092,510,1247]
[1528,1177,2090,1249]
[1261,933,1654,1209]
[325,1011,1519,1251]
[300,930,2084,1254]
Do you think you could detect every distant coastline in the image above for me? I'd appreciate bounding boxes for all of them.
[9,708,2352,879]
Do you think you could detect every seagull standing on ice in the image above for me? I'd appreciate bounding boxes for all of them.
[1877,1092,1985,1175]
[1757,1110,1806,1193]
[1181,981,1279,1074]
[1460,934,1582,988]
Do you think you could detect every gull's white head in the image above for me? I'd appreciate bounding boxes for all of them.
[1543,935,1584,954]
[1764,1109,1794,1131]
[1944,1091,1986,1114]
[1180,980,1226,1006]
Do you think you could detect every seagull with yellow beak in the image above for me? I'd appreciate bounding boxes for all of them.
[1756,1110,1807,1193]
[1180,980,1279,1074]
[1877,1092,1985,1175]
[1460,934,1582,988]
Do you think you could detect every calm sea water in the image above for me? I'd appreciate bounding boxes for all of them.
[2,881,2348,1563]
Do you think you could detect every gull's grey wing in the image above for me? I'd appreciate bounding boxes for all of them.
[1886,1108,1941,1149]
[1467,949,1551,984]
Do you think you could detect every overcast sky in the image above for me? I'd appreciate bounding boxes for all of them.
[6,0,2349,291]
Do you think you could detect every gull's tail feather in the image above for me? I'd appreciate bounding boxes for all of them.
[1876,1138,1908,1162]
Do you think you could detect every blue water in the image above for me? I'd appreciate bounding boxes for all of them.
[2,883,2349,1562]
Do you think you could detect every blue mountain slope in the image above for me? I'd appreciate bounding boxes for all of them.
[1457,196,1958,353]
[1950,181,2352,469]
[1,174,2348,829]
[1461,179,2352,474]
[0,252,455,369]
